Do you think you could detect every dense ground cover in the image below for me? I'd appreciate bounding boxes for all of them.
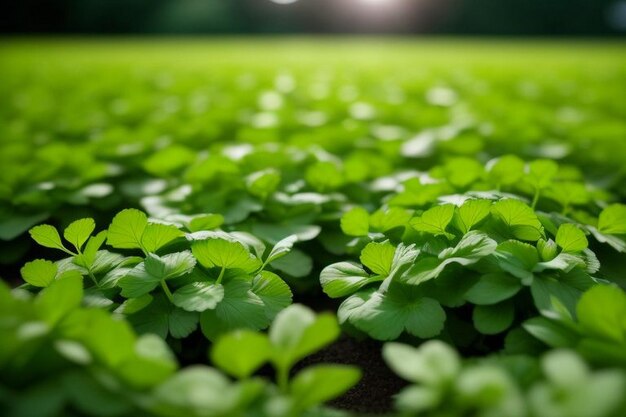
[1,39,626,417]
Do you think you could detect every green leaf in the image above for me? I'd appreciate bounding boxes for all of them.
[29,224,67,252]
[576,285,626,343]
[523,317,579,348]
[200,279,268,341]
[360,241,396,276]
[531,275,581,316]
[491,199,544,241]
[114,294,154,315]
[492,240,539,283]
[473,301,514,335]
[21,259,57,287]
[340,287,445,340]
[269,304,340,370]
[188,214,224,232]
[382,341,460,385]
[106,209,148,250]
[63,218,95,252]
[537,238,558,261]
[526,159,558,189]
[82,230,107,267]
[487,155,525,186]
[400,231,497,286]
[172,282,225,312]
[251,271,292,320]
[320,262,380,298]
[141,223,183,253]
[127,294,198,339]
[144,251,197,281]
[465,273,522,305]
[598,204,626,234]
[291,365,361,410]
[270,248,313,278]
[265,234,298,265]
[35,273,83,325]
[556,224,588,253]
[192,238,261,273]
[452,199,492,234]
[410,204,455,238]
[341,207,369,237]
[246,168,281,199]
[369,207,413,233]
[119,251,196,298]
[211,330,271,379]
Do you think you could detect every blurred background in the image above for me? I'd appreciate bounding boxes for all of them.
[2,0,626,36]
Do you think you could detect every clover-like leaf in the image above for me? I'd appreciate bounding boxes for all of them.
[320,262,381,298]
[491,199,544,241]
[21,259,57,287]
[340,286,445,340]
[341,207,369,237]
[141,223,183,253]
[464,272,522,305]
[556,224,588,253]
[64,218,96,252]
[192,238,261,273]
[265,234,298,265]
[400,231,497,286]
[290,365,361,410]
[598,204,626,235]
[107,209,148,250]
[251,271,292,320]
[410,204,455,239]
[211,330,271,379]
[452,199,492,234]
[173,282,225,312]
[360,240,396,276]
[29,224,68,252]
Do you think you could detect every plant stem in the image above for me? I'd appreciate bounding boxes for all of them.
[277,366,289,393]
[87,270,99,288]
[531,189,540,209]
[161,280,173,302]
[216,267,226,285]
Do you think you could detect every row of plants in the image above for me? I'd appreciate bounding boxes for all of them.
[1,42,626,416]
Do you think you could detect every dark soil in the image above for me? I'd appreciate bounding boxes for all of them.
[296,335,407,415]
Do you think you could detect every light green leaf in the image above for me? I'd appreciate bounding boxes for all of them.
[526,159,558,189]
[114,294,154,315]
[491,199,544,241]
[81,230,107,267]
[523,317,579,348]
[487,155,525,186]
[340,207,369,237]
[473,301,514,334]
[556,224,588,252]
[172,282,225,312]
[537,238,558,261]
[291,365,361,410]
[251,271,292,320]
[192,238,261,273]
[200,279,268,341]
[269,304,340,371]
[492,240,539,283]
[106,209,148,250]
[211,330,271,379]
[341,287,445,340]
[410,204,455,238]
[369,207,413,233]
[400,231,497,286]
[246,168,281,199]
[141,223,183,253]
[320,262,380,298]
[360,241,396,276]
[144,251,197,281]
[598,204,626,235]
[382,341,460,385]
[464,273,522,305]
[21,259,57,287]
[265,234,298,265]
[29,224,67,252]
[63,218,95,252]
[576,285,626,343]
[452,199,492,234]
[188,214,224,232]
[35,273,83,325]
